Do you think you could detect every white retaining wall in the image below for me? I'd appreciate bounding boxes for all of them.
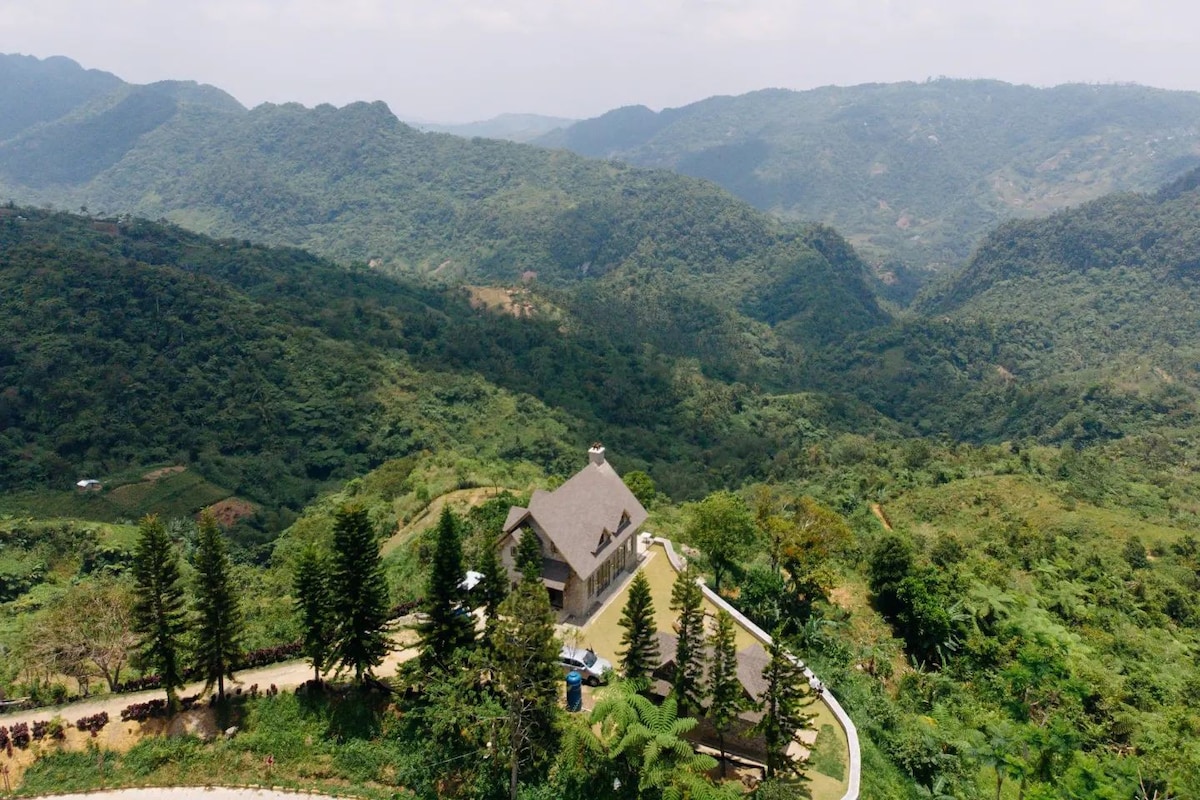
[650,535,861,800]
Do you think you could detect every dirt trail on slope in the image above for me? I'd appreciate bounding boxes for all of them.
[869,502,893,531]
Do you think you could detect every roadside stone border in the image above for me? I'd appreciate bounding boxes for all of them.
[649,534,862,800]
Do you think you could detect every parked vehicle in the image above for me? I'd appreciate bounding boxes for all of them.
[559,645,611,686]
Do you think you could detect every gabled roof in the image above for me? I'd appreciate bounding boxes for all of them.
[735,643,770,700]
[503,456,647,581]
[503,506,530,532]
[653,632,771,703]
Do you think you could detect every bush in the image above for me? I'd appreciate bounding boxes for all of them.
[75,711,110,737]
[47,717,66,740]
[121,699,167,722]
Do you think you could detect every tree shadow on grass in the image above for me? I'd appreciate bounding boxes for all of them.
[296,678,393,742]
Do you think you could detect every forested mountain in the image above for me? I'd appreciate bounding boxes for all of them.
[816,168,1200,443]
[7,57,1200,800]
[4,53,1195,460]
[414,112,575,142]
[0,206,897,535]
[0,53,887,359]
[539,80,1200,284]
[0,53,124,140]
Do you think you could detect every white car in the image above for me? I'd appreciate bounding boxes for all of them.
[559,645,612,686]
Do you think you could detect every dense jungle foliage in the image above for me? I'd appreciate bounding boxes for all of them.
[540,79,1200,283]
[9,429,1200,799]
[5,52,1200,800]
[811,167,1200,443]
[0,206,898,545]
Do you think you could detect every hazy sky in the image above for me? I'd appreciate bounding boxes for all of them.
[3,0,1198,122]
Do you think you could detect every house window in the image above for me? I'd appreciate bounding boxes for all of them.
[618,510,630,531]
[587,575,595,597]
[596,528,611,553]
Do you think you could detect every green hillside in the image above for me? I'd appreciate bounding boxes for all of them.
[814,168,1200,444]
[0,206,898,544]
[0,54,888,363]
[539,80,1200,284]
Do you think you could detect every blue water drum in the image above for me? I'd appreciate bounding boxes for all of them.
[566,670,583,711]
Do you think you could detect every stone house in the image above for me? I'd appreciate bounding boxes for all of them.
[500,444,647,620]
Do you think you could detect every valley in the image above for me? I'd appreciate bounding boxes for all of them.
[2,51,1200,800]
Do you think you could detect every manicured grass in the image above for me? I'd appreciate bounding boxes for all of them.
[577,542,852,800]
[809,723,847,781]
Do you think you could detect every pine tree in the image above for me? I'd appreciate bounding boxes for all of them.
[494,578,562,800]
[329,505,390,683]
[515,527,544,584]
[131,514,188,711]
[420,506,475,670]
[294,545,333,684]
[756,632,815,781]
[618,571,660,681]
[192,510,242,699]
[475,529,509,644]
[707,610,746,778]
[669,565,707,716]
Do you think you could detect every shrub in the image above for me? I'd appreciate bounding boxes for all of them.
[75,712,110,737]
[10,721,30,748]
[47,717,66,740]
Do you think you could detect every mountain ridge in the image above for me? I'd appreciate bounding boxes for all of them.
[538,79,1200,278]
[0,52,890,364]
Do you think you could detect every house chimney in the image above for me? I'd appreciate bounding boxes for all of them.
[588,442,606,466]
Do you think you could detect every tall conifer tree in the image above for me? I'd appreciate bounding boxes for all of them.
[515,528,544,584]
[475,530,509,644]
[756,632,815,781]
[618,571,660,681]
[494,578,561,800]
[131,514,188,711]
[707,610,746,777]
[421,506,475,669]
[670,565,707,716]
[329,505,390,683]
[294,545,333,683]
[193,510,242,699]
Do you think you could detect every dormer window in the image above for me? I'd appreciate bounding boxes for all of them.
[596,528,612,553]
[618,510,631,531]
